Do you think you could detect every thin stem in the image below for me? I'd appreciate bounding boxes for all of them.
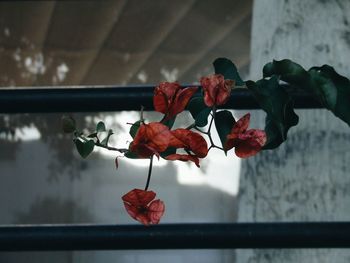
[144,156,154,191]
[95,141,129,153]
[205,107,225,153]
[208,106,216,132]
[206,107,216,149]
[78,136,128,153]
[211,145,224,151]
[140,105,145,124]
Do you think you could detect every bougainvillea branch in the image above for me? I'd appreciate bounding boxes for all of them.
[144,156,153,191]
[62,57,350,225]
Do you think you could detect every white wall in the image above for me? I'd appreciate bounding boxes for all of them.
[237,0,350,262]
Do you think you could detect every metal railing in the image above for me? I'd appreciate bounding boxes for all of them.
[0,85,341,251]
[0,85,321,113]
[1,223,350,251]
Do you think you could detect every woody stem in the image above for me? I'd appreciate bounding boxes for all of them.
[208,107,216,132]
[78,136,128,153]
[144,156,154,191]
[207,107,218,151]
[140,105,145,124]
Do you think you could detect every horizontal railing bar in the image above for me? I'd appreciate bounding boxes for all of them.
[0,85,322,113]
[0,223,349,251]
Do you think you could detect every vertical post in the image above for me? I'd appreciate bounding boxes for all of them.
[237,0,350,262]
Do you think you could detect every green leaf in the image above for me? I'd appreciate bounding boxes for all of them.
[213,58,245,86]
[74,139,95,158]
[96,121,106,132]
[124,150,140,159]
[263,59,308,84]
[246,77,299,149]
[187,97,211,127]
[308,65,350,126]
[61,115,76,133]
[214,110,236,152]
[101,129,113,146]
[129,120,142,138]
[263,59,350,127]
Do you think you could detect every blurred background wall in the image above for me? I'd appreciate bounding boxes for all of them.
[0,1,252,262]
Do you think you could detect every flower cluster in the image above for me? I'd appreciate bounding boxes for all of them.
[64,57,350,226]
[122,74,266,225]
[122,189,165,225]
[63,69,267,226]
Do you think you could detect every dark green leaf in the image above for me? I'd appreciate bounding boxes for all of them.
[129,120,142,138]
[187,97,211,127]
[101,129,114,146]
[162,116,176,129]
[124,151,140,159]
[263,59,350,127]
[96,121,106,132]
[87,132,98,138]
[61,115,76,133]
[214,110,236,152]
[74,139,95,158]
[246,77,299,149]
[308,65,350,126]
[195,108,211,127]
[213,58,244,86]
[160,147,177,158]
[263,59,308,84]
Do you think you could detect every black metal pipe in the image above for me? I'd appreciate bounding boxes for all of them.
[0,85,322,113]
[0,223,350,251]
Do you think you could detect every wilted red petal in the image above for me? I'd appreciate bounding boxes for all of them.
[168,132,187,148]
[187,132,208,158]
[154,82,196,119]
[216,79,234,105]
[131,122,171,158]
[148,199,165,224]
[123,202,138,220]
[225,113,266,157]
[145,122,171,152]
[153,82,181,114]
[166,153,200,167]
[122,189,156,206]
[251,129,267,146]
[232,113,250,134]
[234,137,263,158]
[122,189,165,226]
[200,74,234,107]
[135,213,151,226]
[169,86,198,117]
[170,129,208,158]
[124,201,151,226]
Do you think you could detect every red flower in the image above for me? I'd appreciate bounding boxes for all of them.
[165,129,208,167]
[225,113,266,158]
[122,189,165,225]
[153,82,198,119]
[130,122,171,158]
[200,74,235,107]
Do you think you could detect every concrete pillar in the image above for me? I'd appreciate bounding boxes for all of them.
[237,0,350,262]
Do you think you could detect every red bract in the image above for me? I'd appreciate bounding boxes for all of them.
[122,189,165,225]
[130,122,171,158]
[153,82,198,119]
[200,74,235,107]
[225,113,267,158]
[165,129,208,167]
